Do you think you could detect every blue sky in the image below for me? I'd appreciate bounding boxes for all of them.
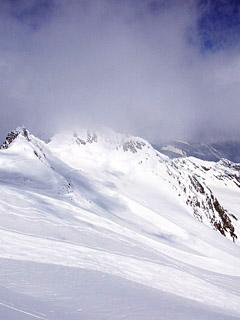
[0,0,240,142]
[198,0,240,51]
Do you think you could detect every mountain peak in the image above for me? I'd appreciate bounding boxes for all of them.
[0,126,30,150]
[49,126,155,156]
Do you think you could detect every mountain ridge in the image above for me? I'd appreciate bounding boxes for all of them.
[154,140,240,162]
[1,126,239,241]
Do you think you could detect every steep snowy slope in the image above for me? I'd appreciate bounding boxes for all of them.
[0,127,240,319]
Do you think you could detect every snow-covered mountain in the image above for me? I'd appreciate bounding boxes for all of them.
[0,126,240,319]
[154,140,240,162]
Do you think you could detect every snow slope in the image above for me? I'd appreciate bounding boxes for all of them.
[0,127,240,319]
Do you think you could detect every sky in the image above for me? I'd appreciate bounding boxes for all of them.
[0,0,240,143]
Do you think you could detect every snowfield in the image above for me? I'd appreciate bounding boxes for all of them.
[0,126,240,319]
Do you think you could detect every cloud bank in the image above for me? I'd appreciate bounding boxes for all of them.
[0,0,240,143]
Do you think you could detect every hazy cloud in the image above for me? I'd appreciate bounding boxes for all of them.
[0,0,240,143]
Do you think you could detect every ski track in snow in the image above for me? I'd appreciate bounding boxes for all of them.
[0,301,47,319]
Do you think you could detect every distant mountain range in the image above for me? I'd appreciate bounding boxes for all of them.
[153,140,240,162]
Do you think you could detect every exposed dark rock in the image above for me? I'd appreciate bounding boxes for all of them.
[122,140,146,153]
[87,131,97,143]
[171,162,238,241]
[201,166,210,171]
[23,128,30,141]
[189,175,205,194]
[76,137,86,145]
[0,130,20,149]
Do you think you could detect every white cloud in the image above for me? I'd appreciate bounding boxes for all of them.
[0,0,240,143]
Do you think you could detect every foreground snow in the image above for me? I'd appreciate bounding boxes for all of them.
[0,127,240,319]
[1,259,240,320]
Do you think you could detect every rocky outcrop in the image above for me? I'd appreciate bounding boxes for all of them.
[121,139,146,153]
[171,158,238,241]
[0,127,31,150]
[0,130,20,149]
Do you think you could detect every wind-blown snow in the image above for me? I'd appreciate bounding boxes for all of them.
[0,127,240,319]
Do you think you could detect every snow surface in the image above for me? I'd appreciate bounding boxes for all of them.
[161,144,186,156]
[0,127,240,319]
